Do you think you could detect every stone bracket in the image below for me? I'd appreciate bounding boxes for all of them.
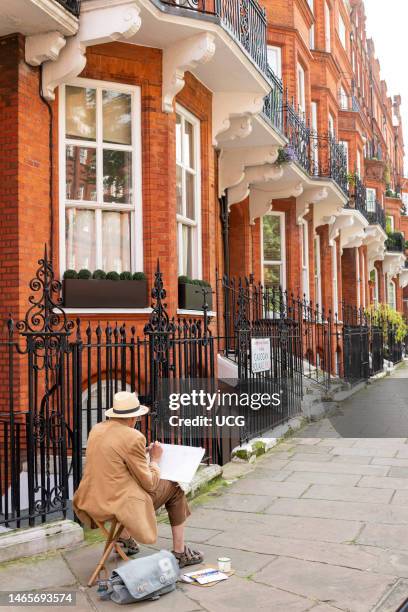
[228,164,284,208]
[26,32,67,66]
[213,92,265,146]
[162,32,216,113]
[296,187,328,225]
[42,0,142,100]
[219,146,280,197]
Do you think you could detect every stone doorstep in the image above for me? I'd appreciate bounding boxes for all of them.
[0,464,223,563]
[0,519,84,564]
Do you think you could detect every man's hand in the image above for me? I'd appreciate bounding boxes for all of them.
[149,441,163,463]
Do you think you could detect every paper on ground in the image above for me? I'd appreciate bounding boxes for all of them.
[157,444,205,484]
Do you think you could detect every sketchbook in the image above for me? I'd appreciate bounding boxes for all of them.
[155,444,205,484]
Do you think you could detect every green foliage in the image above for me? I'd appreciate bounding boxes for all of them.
[78,269,92,280]
[120,271,133,281]
[178,275,191,284]
[106,271,120,281]
[366,303,408,343]
[92,269,106,280]
[63,269,78,280]
[132,272,146,281]
[346,172,357,187]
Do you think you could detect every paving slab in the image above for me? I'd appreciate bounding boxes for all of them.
[179,575,314,612]
[328,446,397,458]
[0,553,77,590]
[252,556,397,612]
[88,584,202,612]
[357,523,408,551]
[286,471,360,486]
[358,475,408,490]
[330,454,376,465]
[236,467,292,481]
[302,483,394,504]
[158,524,222,544]
[228,478,309,498]
[388,466,408,478]
[282,460,390,476]
[391,490,408,505]
[202,492,277,513]
[288,452,334,462]
[372,457,408,468]
[265,497,408,524]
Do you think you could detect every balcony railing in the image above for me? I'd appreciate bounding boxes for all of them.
[262,66,284,133]
[385,232,405,253]
[160,0,268,74]
[366,200,386,230]
[348,175,368,218]
[338,92,360,113]
[279,104,348,194]
[56,0,81,16]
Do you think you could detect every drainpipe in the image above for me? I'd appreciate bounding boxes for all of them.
[219,193,230,277]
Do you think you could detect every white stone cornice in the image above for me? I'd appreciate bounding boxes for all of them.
[228,164,284,207]
[42,0,142,100]
[219,146,280,197]
[267,182,304,201]
[162,32,216,113]
[296,188,328,225]
[25,31,66,66]
[212,92,265,146]
[383,252,406,277]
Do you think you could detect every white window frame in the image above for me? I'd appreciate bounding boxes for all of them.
[324,2,331,52]
[386,215,395,232]
[338,12,347,49]
[261,212,286,290]
[297,63,306,115]
[356,150,361,178]
[59,78,143,275]
[328,112,335,137]
[366,187,376,212]
[301,220,310,301]
[309,24,315,50]
[175,104,202,279]
[332,243,338,316]
[388,277,396,310]
[373,267,379,306]
[339,85,348,110]
[339,140,349,173]
[267,45,282,80]
[314,235,322,307]
[361,251,366,308]
[311,102,319,173]
[356,248,361,309]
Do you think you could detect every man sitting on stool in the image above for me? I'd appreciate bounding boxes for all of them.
[73,391,204,568]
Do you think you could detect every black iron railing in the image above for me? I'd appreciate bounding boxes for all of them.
[347,175,368,219]
[366,200,386,230]
[310,132,349,193]
[284,104,311,174]
[386,231,405,252]
[56,0,81,16]
[262,66,284,133]
[160,0,268,73]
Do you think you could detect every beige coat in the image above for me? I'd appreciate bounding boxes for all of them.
[73,420,160,544]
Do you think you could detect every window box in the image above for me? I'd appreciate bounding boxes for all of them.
[63,279,148,309]
[178,282,212,312]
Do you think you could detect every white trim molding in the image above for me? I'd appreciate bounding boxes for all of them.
[42,0,142,100]
[162,32,216,113]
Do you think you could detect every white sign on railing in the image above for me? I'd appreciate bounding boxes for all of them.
[251,337,271,373]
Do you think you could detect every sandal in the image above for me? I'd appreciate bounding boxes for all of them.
[117,537,140,556]
[172,545,204,568]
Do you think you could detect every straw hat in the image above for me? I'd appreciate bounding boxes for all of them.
[105,391,149,419]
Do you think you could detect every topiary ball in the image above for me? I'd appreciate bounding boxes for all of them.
[120,271,133,281]
[106,271,120,281]
[78,269,92,280]
[133,272,146,281]
[63,269,78,280]
[93,269,106,280]
[178,275,190,284]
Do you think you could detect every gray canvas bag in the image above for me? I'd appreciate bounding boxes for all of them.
[97,550,180,604]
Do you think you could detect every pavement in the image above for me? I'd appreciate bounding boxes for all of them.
[2,364,408,611]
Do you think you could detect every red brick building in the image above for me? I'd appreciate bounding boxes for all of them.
[0,0,407,378]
